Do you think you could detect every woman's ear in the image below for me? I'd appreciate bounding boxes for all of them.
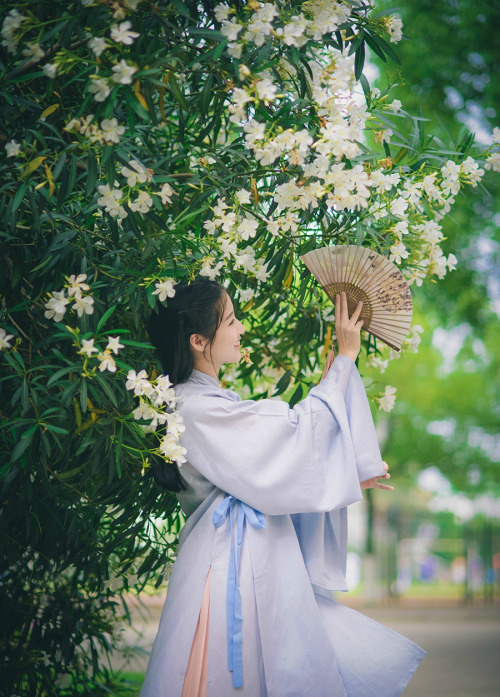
[189,333,208,354]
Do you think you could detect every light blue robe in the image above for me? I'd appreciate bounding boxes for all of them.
[139,356,425,696]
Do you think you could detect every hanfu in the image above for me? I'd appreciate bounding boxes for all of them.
[139,355,425,697]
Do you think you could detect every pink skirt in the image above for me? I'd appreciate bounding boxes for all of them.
[181,566,211,697]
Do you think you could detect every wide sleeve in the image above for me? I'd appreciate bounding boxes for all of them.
[291,359,386,591]
[177,355,384,516]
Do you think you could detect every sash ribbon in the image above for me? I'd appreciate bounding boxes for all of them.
[212,494,266,688]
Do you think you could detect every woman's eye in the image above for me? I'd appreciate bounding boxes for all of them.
[229,320,234,325]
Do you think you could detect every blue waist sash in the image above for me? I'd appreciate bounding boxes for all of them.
[212,494,266,688]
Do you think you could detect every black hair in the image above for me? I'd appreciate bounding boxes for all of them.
[145,279,228,492]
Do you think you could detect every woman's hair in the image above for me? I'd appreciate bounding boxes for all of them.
[145,278,228,492]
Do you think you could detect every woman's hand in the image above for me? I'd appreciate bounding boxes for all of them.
[360,461,394,491]
[320,345,336,382]
[335,291,364,363]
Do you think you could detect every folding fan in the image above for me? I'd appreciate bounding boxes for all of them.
[300,245,413,351]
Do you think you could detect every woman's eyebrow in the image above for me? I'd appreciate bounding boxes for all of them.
[226,311,235,320]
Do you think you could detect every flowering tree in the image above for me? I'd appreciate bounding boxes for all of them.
[1,0,498,692]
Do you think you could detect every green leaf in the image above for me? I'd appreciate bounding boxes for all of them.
[354,41,366,81]
[47,366,75,387]
[94,373,118,407]
[12,183,27,214]
[43,423,69,435]
[273,370,292,397]
[96,305,117,334]
[168,74,188,111]
[85,152,98,197]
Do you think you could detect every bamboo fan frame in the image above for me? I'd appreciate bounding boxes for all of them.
[300,245,413,352]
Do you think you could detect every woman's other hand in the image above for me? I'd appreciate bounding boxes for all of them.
[360,460,394,491]
[320,345,336,382]
[335,291,364,363]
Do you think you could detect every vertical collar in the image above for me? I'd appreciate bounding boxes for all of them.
[188,368,221,388]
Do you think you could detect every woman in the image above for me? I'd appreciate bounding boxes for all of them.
[140,278,425,697]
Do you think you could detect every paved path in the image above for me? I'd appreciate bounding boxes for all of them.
[362,604,500,697]
[116,601,500,696]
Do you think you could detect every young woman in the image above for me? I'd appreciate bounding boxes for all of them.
[140,278,425,697]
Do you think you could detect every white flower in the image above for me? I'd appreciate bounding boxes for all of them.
[239,288,254,303]
[159,434,187,465]
[235,189,251,205]
[485,152,500,172]
[97,351,117,372]
[214,4,230,22]
[158,182,174,205]
[441,160,461,181]
[128,190,153,213]
[220,18,243,42]
[389,242,409,264]
[111,59,137,85]
[0,327,14,351]
[23,42,44,61]
[390,197,408,218]
[165,411,185,437]
[66,273,90,298]
[100,118,125,144]
[5,140,21,157]
[152,278,177,302]
[88,36,108,56]
[256,77,277,102]
[374,128,393,144]
[110,21,140,45]
[79,338,98,357]
[388,99,402,113]
[446,253,457,272]
[255,261,271,282]
[156,374,173,390]
[88,77,111,102]
[367,355,389,373]
[42,63,58,79]
[44,291,69,322]
[97,183,127,219]
[73,295,95,317]
[236,216,258,241]
[106,336,124,354]
[121,159,150,186]
[133,401,156,421]
[405,324,424,352]
[199,259,224,280]
[126,369,150,395]
[1,9,27,53]
[386,15,403,43]
[227,42,243,59]
[377,385,397,412]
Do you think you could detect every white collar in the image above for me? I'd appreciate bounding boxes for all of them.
[188,368,220,387]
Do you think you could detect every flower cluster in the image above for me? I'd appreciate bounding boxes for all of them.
[85,20,140,102]
[376,385,397,412]
[78,335,124,373]
[96,162,174,221]
[125,370,187,466]
[44,274,95,322]
[65,115,126,145]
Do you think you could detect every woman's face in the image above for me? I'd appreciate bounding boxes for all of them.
[190,293,245,371]
[210,294,245,365]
